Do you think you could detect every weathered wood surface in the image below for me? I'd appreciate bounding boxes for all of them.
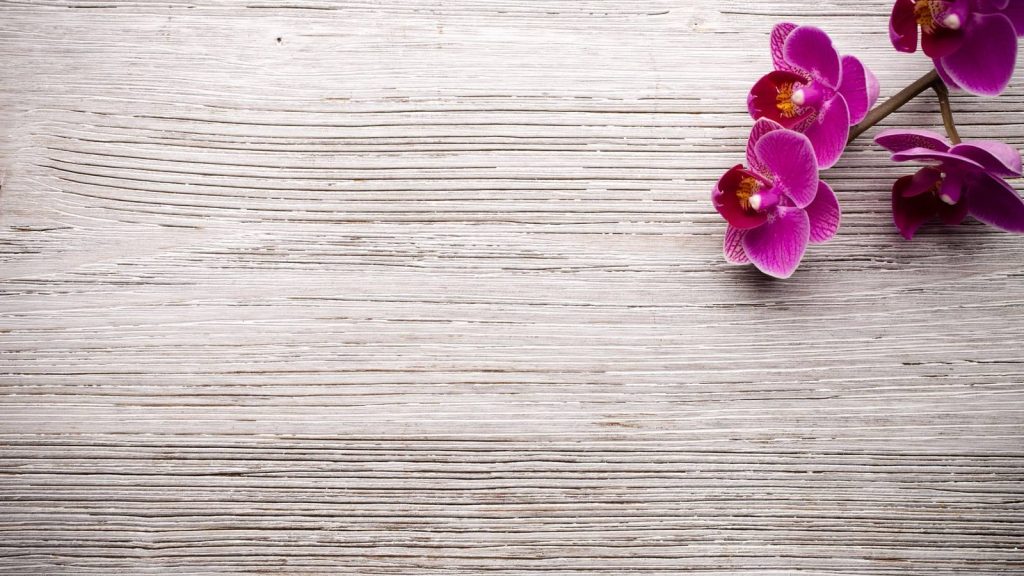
[1,1,1023,573]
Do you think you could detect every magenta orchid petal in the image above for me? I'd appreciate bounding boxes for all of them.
[934,59,963,91]
[783,26,842,89]
[866,66,880,110]
[754,129,819,208]
[949,141,1023,178]
[1002,1,1024,36]
[940,12,1018,96]
[890,0,920,52]
[746,118,785,177]
[874,129,951,154]
[965,174,1024,233]
[741,207,811,279]
[771,22,799,72]
[939,171,966,205]
[921,20,966,59]
[805,181,841,244]
[939,195,970,225]
[892,175,945,239]
[977,0,1009,12]
[838,55,877,124]
[724,225,750,264]
[803,94,850,169]
[940,1,971,23]
[891,148,986,171]
[902,167,944,197]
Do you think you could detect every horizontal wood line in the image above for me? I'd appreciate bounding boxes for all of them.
[0,541,1020,553]
[42,162,676,182]
[3,440,1019,457]
[1,549,1020,563]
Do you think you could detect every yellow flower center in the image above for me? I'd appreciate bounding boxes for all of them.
[776,82,798,118]
[736,177,761,211]
[915,0,937,32]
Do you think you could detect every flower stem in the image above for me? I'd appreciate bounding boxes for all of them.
[847,69,941,145]
[932,81,962,144]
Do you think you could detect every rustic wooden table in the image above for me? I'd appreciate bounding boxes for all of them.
[2,1,1023,573]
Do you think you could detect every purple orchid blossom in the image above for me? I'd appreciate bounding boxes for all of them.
[748,23,880,169]
[875,128,1024,238]
[713,119,841,278]
[890,0,1024,96]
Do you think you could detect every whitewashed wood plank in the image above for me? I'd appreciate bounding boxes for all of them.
[1,1,1023,574]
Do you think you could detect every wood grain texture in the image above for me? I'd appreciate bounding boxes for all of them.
[1,1,1023,573]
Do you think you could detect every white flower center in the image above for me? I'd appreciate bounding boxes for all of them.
[940,193,956,205]
[943,13,961,30]
[749,193,763,211]
[791,89,806,106]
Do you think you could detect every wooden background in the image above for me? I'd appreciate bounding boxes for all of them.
[2,1,1023,573]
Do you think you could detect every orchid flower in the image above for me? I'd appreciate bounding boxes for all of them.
[748,23,880,169]
[713,119,841,278]
[890,0,1024,96]
[876,129,1024,238]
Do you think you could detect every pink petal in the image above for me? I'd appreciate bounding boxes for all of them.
[771,22,799,72]
[783,26,842,89]
[866,66,880,109]
[746,118,785,177]
[890,0,920,52]
[934,59,963,91]
[892,175,943,239]
[940,12,1018,96]
[966,174,1024,233]
[902,167,943,197]
[977,0,1009,13]
[805,181,840,244]
[741,207,810,279]
[754,129,820,209]
[939,170,965,205]
[891,148,986,171]
[838,56,877,125]
[938,195,969,225]
[949,141,1023,178]
[922,25,966,59]
[943,1,973,16]
[874,129,950,154]
[724,225,750,264]
[803,94,850,169]
[1002,1,1024,36]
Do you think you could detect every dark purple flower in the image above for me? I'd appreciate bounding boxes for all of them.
[890,0,1024,96]
[714,119,841,278]
[748,23,880,169]
[875,128,1024,238]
